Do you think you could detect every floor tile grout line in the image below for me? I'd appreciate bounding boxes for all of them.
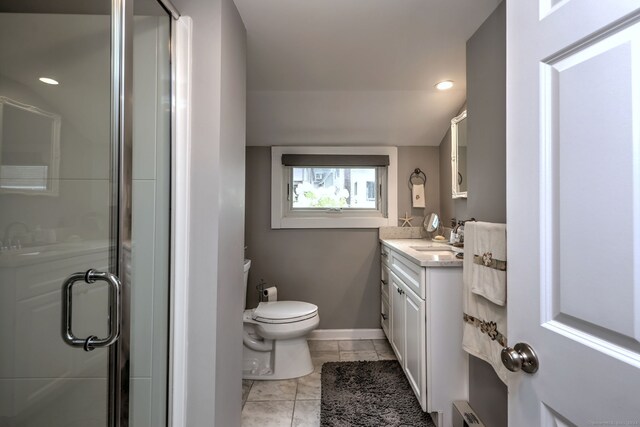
[290,400,295,427]
[242,381,253,410]
[291,376,300,427]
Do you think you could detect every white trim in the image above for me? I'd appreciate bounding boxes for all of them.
[451,110,467,199]
[169,16,192,427]
[271,146,398,229]
[307,328,386,340]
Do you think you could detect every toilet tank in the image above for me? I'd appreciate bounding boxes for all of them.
[243,259,251,310]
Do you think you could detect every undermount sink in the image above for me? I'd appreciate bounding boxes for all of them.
[409,244,454,252]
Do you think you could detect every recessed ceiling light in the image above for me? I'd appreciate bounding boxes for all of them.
[435,80,454,90]
[39,77,59,85]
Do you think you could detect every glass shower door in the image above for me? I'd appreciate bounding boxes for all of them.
[0,3,118,426]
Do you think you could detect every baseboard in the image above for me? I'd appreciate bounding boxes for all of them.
[308,329,386,340]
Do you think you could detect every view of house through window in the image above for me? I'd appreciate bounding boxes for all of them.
[291,167,377,209]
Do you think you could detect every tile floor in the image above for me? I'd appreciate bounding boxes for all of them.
[241,339,396,427]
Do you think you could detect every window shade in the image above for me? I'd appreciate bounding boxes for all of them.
[281,154,390,167]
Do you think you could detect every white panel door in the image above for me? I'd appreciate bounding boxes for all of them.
[507,1,640,425]
[390,272,405,366]
[403,286,425,409]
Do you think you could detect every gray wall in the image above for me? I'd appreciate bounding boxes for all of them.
[216,1,247,427]
[465,3,508,427]
[397,146,440,221]
[172,0,246,426]
[467,2,507,224]
[245,146,439,329]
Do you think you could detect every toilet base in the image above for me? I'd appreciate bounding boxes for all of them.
[243,336,314,380]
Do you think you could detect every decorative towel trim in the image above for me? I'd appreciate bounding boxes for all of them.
[473,252,507,271]
[463,313,507,347]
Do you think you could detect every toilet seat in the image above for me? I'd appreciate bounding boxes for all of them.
[252,301,318,324]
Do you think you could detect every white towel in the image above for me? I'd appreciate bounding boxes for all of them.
[462,221,508,384]
[412,184,426,208]
[469,221,507,306]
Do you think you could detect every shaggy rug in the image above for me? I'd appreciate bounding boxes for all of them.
[320,360,436,427]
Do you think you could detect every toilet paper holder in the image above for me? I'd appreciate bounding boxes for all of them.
[256,279,277,302]
[257,279,266,301]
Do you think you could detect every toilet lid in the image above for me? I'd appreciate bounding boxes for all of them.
[253,301,318,324]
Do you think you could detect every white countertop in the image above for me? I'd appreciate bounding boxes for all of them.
[380,238,463,267]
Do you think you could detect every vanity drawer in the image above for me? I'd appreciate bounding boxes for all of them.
[380,244,391,266]
[389,250,425,299]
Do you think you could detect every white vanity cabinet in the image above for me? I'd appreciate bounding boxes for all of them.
[380,240,468,427]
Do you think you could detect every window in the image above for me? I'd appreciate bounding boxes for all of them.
[366,181,375,201]
[271,146,398,229]
[291,167,378,209]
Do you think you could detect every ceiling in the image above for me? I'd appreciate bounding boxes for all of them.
[234,0,502,92]
[235,0,502,146]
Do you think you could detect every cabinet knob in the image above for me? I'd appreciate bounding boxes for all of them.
[381,313,388,320]
[381,280,388,285]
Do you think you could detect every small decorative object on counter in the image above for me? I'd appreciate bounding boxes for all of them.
[399,212,414,227]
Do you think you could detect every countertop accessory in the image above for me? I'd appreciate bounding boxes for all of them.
[399,212,414,227]
[424,212,445,238]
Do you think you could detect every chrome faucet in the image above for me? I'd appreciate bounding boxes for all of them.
[450,218,476,244]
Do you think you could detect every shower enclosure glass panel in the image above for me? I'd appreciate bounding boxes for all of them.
[0,6,114,426]
[0,1,172,426]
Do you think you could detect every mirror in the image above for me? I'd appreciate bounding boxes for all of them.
[424,212,444,239]
[451,110,467,199]
[424,212,440,232]
[0,97,61,195]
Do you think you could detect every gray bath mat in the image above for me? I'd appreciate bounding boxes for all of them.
[321,360,435,427]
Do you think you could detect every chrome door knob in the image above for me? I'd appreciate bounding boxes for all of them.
[501,342,539,374]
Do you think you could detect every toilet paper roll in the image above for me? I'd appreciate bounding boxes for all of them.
[262,286,278,302]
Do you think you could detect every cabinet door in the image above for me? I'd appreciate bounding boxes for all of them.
[390,272,405,365]
[404,286,426,409]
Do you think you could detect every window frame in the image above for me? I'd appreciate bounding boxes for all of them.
[271,146,398,229]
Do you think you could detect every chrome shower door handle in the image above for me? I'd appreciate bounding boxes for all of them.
[61,269,122,352]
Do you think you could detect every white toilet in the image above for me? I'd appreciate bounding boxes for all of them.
[242,259,319,380]
[242,259,320,380]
